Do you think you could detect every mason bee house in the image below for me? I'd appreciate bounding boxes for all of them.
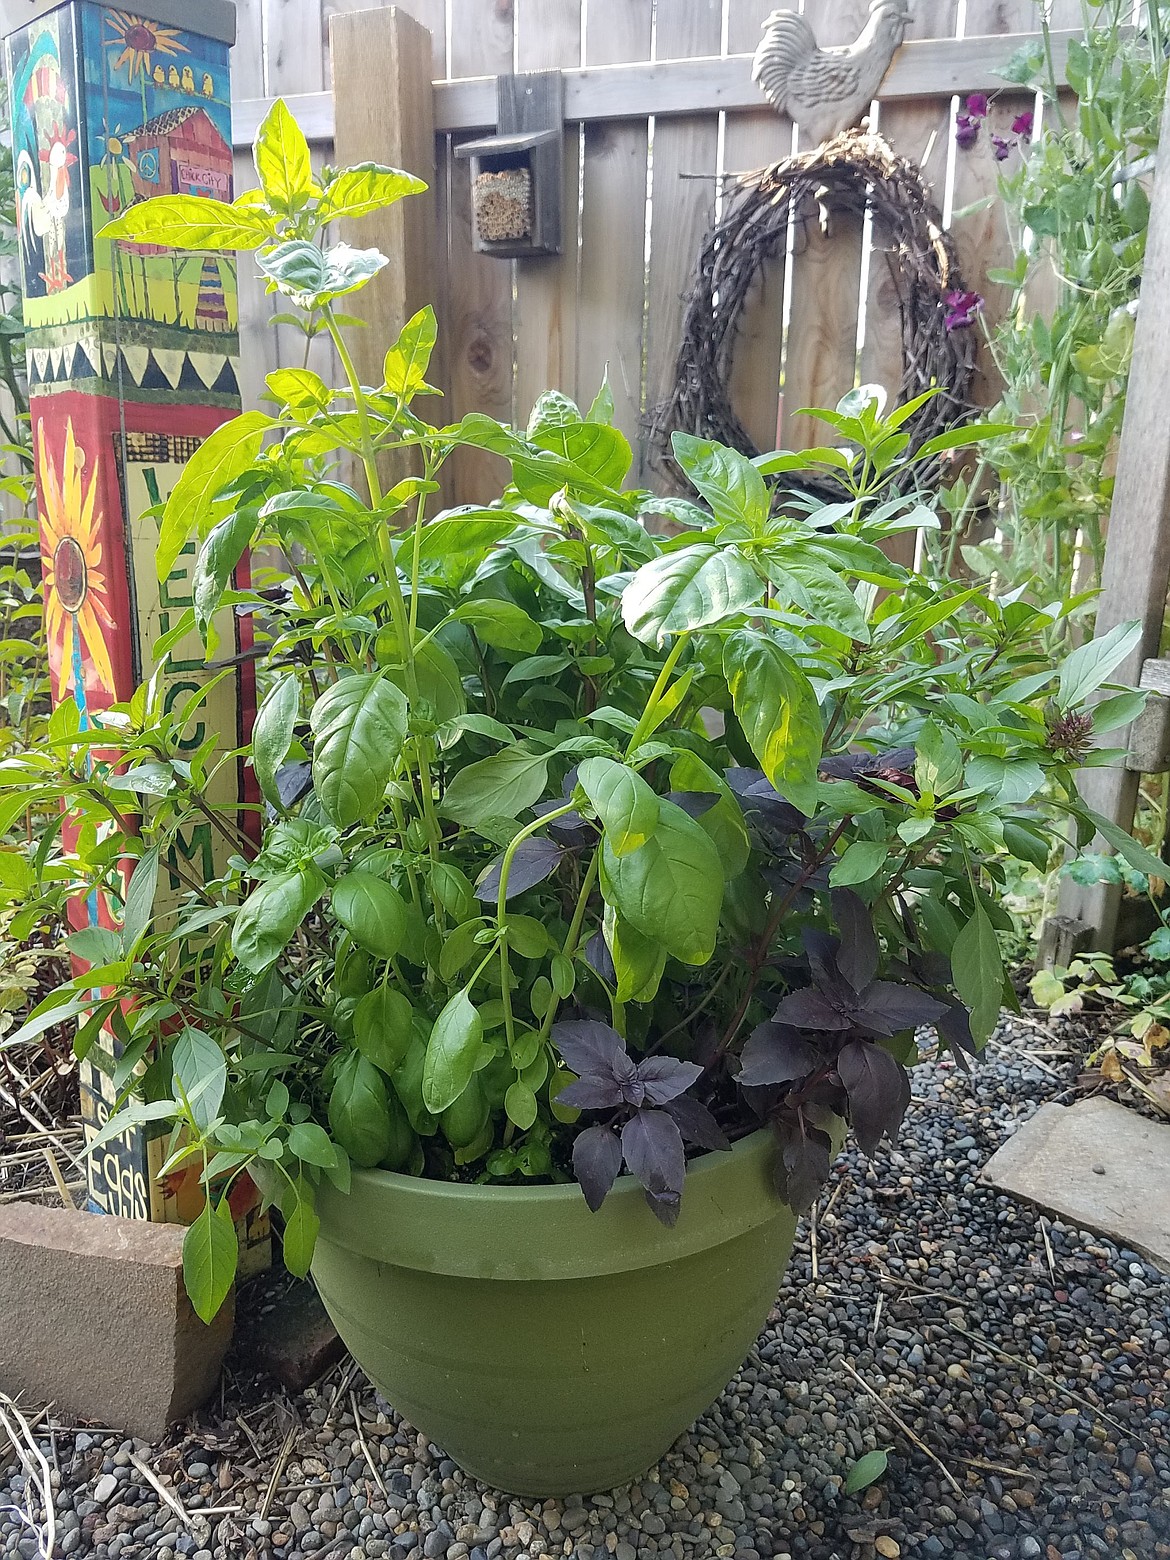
[454,73,563,258]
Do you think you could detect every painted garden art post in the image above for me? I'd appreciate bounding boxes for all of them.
[1,0,267,1265]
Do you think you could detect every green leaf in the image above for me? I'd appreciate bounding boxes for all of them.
[253,676,300,808]
[65,927,122,965]
[603,903,668,1003]
[422,988,483,1114]
[1056,620,1141,710]
[844,1449,888,1495]
[577,757,660,856]
[829,838,889,888]
[317,162,427,222]
[253,97,314,214]
[280,1178,319,1278]
[232,865,326,974]
[623,545,762,646]
[440,748,549,829]
[288,1121,337,1167]
[668,750,751,880]
[102,195,271,252]
[353,986,414,1074]
[310,673,408,829]
[193,507,256,653]
[950,905,1003,1047]
[266,367,332,415]
[587,375,615,425]
[258,240,388,310]
[600,800,723,966]
[157,411,274,582]
[504,1079,538,1130]
[172,1027,226,1134]
[1092,690,1147,733]
[182,1195,238,1323]
[329,1052,392,1167]
[723,630,822,814]
[331,872,407,960]
[121,846,159,953]
[383,306,439,400]
[1086,809,1170,880]
[450,599,542,653]
[671,433,770,530]
[914,719,964,799]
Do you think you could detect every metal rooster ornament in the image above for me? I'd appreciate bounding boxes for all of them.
[751,0,911,146]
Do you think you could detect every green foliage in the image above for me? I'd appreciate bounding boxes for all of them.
[2,105,1153,1321]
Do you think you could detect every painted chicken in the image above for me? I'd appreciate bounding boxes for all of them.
[16,126,77,294]
[751,0,911,146]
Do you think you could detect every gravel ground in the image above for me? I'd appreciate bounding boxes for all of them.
[3,1015,1168,1560]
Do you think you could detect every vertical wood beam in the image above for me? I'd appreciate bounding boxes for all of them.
[1057,81,1170,947]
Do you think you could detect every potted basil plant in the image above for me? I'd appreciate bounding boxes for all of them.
[5,102,1157,1496]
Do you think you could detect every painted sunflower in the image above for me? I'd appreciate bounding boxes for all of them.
[39,418,116,709]
[104,11,187,85]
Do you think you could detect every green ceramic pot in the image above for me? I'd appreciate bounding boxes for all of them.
[312,1128,799,1497]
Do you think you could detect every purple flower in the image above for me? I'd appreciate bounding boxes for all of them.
[1011,109,1034,140]
[955,112,980,150]
[991,133,1012,162]
[943,289,984,331]
[965,92,990,118]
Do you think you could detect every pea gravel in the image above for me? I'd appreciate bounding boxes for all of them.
[3,1016,1168,1560]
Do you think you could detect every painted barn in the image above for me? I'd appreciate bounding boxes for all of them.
[126,105,231,203]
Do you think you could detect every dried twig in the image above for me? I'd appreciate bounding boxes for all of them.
[350,1392,388,1500]
[129,1452,192,1529]
[839,1357,964,1495]
[0,1392,56,1558]
[259,1426,297,1521]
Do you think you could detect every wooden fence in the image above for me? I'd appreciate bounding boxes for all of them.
[228,0,1083,507]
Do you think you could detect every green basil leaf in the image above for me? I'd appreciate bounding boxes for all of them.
[156,411,274,581]
[258,239,388,310]
[383,305,439,400]
[280,1177,319,1278]
[102,194,271,252]
[577,756,660,856]
[328,1051,392,1167]
[671,433,770,530]
[310,673,408,829]
[422,988,483,1114]
[829,838,889,888]
[449,599,543,654]
[1056,620,1140,710]
[504,1079,538,1131]
[232,864,326,974]
[440,748,549,829]
[193,507,257,654]
[121,845,159,953]
[603,903,667,1003]
[950,905,1003,1046]
[600,800,723,966]
[253,676,300,809]
[287,1121,337,1169]
[723,629,822,814]
[317,162,427,222]
[171,1027,226,1134]
[353,986,414,1074]
[331,872,407,960]
[622,544,762,646]
[253,96,314,214]
[182,1195,238,1323]
[1085,808,1170,880]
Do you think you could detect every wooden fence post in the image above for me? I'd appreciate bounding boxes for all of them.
[1056,82,1170,950]
[328,5,437,489]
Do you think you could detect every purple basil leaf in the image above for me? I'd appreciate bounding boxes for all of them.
[665,790,720,820]
[572,1124,624,1212]
[275,760,313,809]
[832,888,880,992]
[859,981,950,1035]
[736,1023,821,1087]
[726,768,806,831]
[534,798,595,846]
[725,766,768,796]
[803,928,841,989]
[773,986,852,1032]
[773,1118,833,1213]
[621,1107,686,1198]
[584,931,616,986]
[636,1055,704,1105]
[836,1037,911,1155]
[474,837,564,903]
[557,1075,627,1110]
[936,1001,976,1071]
[644,1187,681,1227]
[552,1019,626,1077]
[663,1094,731,1152]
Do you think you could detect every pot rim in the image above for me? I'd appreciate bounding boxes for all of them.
[314,1126,791,1282]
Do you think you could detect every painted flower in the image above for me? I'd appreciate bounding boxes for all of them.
[38,419,116,709]
[1011,109,1034,140]
[965,93,990,119]
[955,112,980,150]
[105,11,187,84]
[991,134,1013,162]
[943,290,984,331]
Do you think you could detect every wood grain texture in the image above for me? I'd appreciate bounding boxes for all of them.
[266,0,325,94]
[779,0,870,450]
[446,0,515,504]
[513,0,583,428]
[576,0,652,446]
[723,0,795,454]
[231,0,270,414]
[331,8,439,490]
[1059,84,1170,944]
[640,0,722,485]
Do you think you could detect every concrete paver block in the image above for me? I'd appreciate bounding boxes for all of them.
[0,1203,234,1440]
[982,1096,1170,1272]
